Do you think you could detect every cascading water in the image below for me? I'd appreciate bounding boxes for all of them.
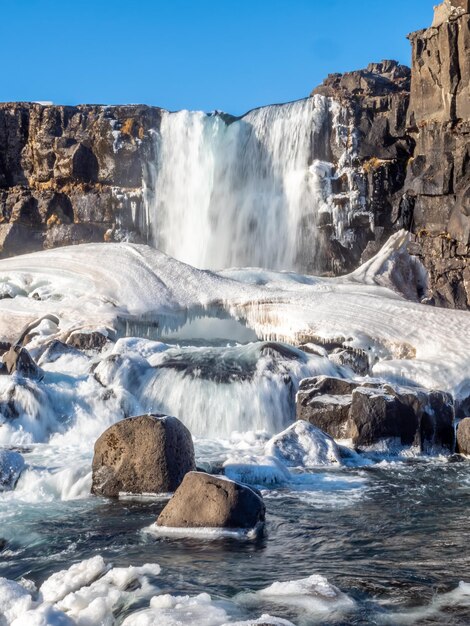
[143,95,360,271]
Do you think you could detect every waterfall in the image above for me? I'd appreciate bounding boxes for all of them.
[143,95,360,272]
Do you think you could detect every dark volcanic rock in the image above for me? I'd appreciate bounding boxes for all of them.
[156,471,265,529]
[91,414,196,497]
[296,376,455,452]
[0,449,25,491]
[0,103,162,257]
[312,60,414,274]
[456,417,470,454]
[405,2,470,308]
[66,330,109,351]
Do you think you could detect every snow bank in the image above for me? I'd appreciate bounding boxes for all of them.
[0,231,468,400]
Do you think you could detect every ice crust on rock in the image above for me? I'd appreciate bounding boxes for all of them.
[0,450,25,491]
[239,573,355,618]
[1,557,163,626]
[265,420,342,467]
[0,230,468,401]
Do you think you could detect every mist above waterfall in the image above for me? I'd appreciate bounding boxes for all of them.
[143,96,361,272]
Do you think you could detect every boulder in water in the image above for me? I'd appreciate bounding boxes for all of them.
[1,346,42,379]
[91,414,195,497]
[456,418,470,455]
[0,449,25,490]
[156,471,265,529]
[297,375,455,452]
[265,420,342,467]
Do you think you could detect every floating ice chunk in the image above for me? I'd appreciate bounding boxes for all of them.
[56,563,161,624]
[0,450,25,491]
[0,577,33,625]
[226,616,295,626]
[239,574,355,618]
[380,580,470,625]
[121,592,230,626]
[223,453,291,486]
[265,420,342,467]
[144,523,262,541]
[39,555,107,603]
[10,604,74,626]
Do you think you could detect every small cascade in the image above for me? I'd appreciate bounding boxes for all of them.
[143,96,363,272]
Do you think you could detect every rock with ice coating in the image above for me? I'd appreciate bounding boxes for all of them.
[297,375,455,452]
[239,574,355,618]
[65,329,110,351]
[0,449,25,491]
[223,454,291,486]
[157,471,265,530]
[0,577,33,624]
[456,418,470,455]
[92,414,195,497]
[39,555,107,603]
[266,421,342,467]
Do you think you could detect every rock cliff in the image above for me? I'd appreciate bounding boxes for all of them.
[0,103,161,254]
[407,0,470,308]
[0,0,469,309]
[312,0,470,308]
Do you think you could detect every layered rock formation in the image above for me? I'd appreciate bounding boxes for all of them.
[406,0,470,308]
[313,0,470,307]
[0,103,161,255]
[0,0,468,310]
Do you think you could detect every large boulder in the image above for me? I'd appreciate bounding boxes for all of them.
[91,414,195,497]
[296,376,357,439]
[296,376,455,452]
[156,471,265,529]
[0,450,25,490]
[456,418,470,454]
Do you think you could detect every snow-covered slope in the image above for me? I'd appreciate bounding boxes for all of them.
[0,231,469,398]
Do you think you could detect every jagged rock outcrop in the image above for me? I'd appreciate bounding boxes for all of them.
[296,375,455,452]
[312,60,414,272]
[312,0,470,308]
[406,0,470,308]
[0,103,161,256]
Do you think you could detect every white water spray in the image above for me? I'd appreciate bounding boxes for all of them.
[143,96,359,271]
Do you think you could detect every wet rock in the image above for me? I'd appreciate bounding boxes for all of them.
[91,414,196,497]
[37,339,81,365]
[456,418,470,454]
[328,348,370,376]
[0,449,25,490]
[349,387,419,447]
[156,471,265,529]
[265,420,341,467]
[296,376,356,439]
[296,376,455,452]
[1,346,42,379]
[66,330,109,351]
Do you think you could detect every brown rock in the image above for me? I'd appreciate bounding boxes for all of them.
[296,376,455,452]
[156,471,265,529]
[456,417,470,454]
[91,414,195,497]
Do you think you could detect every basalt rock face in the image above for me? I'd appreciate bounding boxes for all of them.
[0,103,161,257]
[312,60,414,271]
[312,1,470,308]
[406,1,470,309]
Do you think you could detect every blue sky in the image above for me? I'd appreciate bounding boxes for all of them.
[2,0,433,114]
